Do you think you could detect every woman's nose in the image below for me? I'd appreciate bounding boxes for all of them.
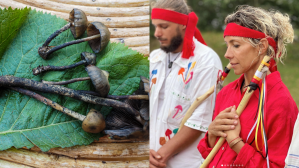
[224,46,233,60]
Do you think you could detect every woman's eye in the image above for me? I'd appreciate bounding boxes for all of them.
[234,44,240,48]
[162,26,168,29]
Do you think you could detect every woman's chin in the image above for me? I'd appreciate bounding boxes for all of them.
[233,69,243,75]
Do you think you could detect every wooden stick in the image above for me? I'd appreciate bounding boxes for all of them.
[178,63,232,131]
[111,36,149,47]
[178,86,215,131]
[130,46,149,56]
[45,0,149,7]
[0,147,149,168]
[0,2,149,28]
[108,27,149,38]
[0,159,31,168]
[9,87,86,121]
[14,0,149,17]
[200,56,271,168]
[22,141,149,159]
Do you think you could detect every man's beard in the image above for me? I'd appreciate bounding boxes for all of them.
[159,30,183,53]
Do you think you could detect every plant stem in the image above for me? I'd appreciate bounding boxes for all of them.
[32,60,87,75]
[0,76,143,124]
[9,87,85,121]
[42,77,91,85]
[45,34,101,57]
[42,22,72,47]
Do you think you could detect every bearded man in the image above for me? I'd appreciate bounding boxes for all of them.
[149,0,223,168]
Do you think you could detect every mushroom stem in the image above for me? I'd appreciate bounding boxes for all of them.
[41,79,148,99]
[42,22,72,48]
[0,75,143,124]
[42,78,148,99]
[42,77,91,85]
[43,34,101,57]
[107,95,149,100]
[76,90,148,100]
[32,60,87,75]
[9,87,86,121]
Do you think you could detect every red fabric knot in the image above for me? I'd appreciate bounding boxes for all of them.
[151,8,207,59]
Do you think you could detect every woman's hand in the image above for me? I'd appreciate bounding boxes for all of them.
[225,107,241,144]
[208,106,239,147]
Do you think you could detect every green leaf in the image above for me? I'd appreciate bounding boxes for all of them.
[0,8,149,152]
[0,7,30,60]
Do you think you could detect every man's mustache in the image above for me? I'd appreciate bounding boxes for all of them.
[156,37,167,41]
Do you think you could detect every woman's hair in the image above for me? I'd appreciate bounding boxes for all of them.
[152,0,191,15]
[225,5,294,62]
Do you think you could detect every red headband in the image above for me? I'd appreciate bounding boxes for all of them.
[152,8,207,59]
[224,23,278,72]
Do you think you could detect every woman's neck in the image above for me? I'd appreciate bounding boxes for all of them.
[242,67,271,92]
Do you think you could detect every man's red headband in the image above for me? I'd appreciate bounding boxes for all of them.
[152,8,207,59]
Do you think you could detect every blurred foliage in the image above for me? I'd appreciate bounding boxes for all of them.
[150,0,299,35]
[190,0,299,31]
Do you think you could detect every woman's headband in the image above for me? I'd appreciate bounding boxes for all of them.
[151,8,206,59]
[224,23,278,72]
[224,23,277,54]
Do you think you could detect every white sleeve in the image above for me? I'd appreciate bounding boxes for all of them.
[184,64,221,132]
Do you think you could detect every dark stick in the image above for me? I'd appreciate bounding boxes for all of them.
[32,60,87,75]
[9,87,86,121]
[77,90,148,100]
[42,77,91,85]
[0,75,143,124]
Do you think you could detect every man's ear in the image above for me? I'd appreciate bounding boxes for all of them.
[259,38,269,55]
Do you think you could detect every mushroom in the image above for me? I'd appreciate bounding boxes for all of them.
[33,51,96,75]
[104,76,149,139]
[33,52,110,97]
[10,87,105,133]
[38,8,88,59]
[38,22,110,59]
[41,75,149,100]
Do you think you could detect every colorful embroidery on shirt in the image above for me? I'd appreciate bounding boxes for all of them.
[178,62,196,87]
[150,69,158,93]
[172,105,184,120]
[185,121,208,131]
[160,128,179,146]
[160,137,166,145]
[165,129,172,141]
[173,128,178,135]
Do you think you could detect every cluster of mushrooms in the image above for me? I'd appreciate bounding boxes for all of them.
[0,9,149,139]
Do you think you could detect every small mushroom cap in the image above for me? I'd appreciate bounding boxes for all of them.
[82,109,106,133]
[69,8,88,38]
[81,52,96,66]
[86,65,110,97]
[87,22,110,53]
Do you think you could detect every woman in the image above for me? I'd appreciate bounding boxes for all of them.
[197,6,298,167]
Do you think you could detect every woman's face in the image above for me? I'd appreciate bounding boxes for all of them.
[224,36,261,75]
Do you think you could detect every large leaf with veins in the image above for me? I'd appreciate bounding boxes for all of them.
[0,8,149,152]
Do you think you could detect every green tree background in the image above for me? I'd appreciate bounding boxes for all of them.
[150,0,299,105]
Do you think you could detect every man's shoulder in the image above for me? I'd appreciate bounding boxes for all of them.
[193,41,222,69]
[149,48,165,63]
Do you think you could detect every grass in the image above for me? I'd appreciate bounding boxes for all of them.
[150,31,299,106]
